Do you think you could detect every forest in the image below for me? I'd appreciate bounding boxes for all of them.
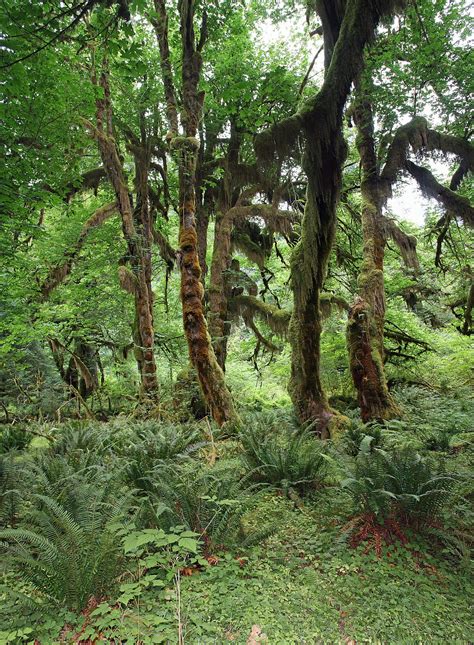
[0,0,473,641]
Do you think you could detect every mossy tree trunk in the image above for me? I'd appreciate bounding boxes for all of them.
[288,125,346,434]
[86,64,159,397]
[126,118,159,390]
[347,96,400,422]
[153,0,238,425]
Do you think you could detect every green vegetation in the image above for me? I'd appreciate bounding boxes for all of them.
[0,405,473,642]
[1,0,473,641]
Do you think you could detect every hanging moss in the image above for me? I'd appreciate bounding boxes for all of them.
[320,293,349,316]
[170,135,200,153]
[231,219,274,267]
[406,161,474,227]
[230,231,268,269]
[254,115,302,165]
[118,266,138,295]
[382,217,419,270]
[380,116,474,223]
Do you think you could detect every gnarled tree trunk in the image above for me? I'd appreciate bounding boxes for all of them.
[86,64,159,396]
[347,96,399,422]
[153,0,238,425]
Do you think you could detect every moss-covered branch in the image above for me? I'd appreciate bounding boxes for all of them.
[380,117,474,226]
[39,202,117,300]
[406,161,474,227]
[151,0,179,138]
[229,294,291,336]
[152,226,176,269]
[229,292,348,338]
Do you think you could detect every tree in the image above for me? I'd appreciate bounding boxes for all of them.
[255,0,408,435]
[150,0,238,425]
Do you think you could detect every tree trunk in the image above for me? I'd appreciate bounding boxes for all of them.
[208,209,233,370]
[195,188,210,283]
[88,65,159,397]
[176,137,237,424]
[151,1,240,422]
[347,97,399,422]
[288,0,347,434]
[288,127,346,435]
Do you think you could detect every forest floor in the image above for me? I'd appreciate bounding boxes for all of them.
[0,386,473,643]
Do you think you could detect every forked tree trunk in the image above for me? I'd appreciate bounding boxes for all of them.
[289,128,346,435]
[284,0,407,434]
[287,0,346,435]
[347,97,400,422]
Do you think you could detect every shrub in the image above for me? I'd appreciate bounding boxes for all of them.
[241,426,329,496]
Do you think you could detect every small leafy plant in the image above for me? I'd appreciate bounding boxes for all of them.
[79,526,204,643]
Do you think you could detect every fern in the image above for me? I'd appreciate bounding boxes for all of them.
[241,426,329,496]
[0,426,31,453]
[122,422,206,496]
[0,486,131,610]
[147,460,262,550]
[0,451,22,526]
[51,422,110,459]
[341,445,455,527]
[342,421,383,457]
